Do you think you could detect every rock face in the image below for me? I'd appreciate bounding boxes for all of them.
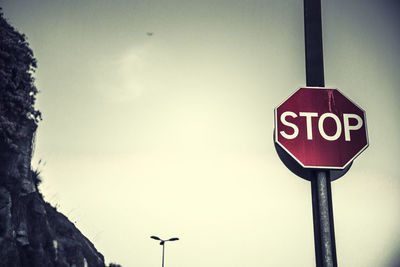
[0,9,108,267]
[0,124,106,267]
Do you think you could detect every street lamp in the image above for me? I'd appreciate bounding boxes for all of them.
[150,236,179,267]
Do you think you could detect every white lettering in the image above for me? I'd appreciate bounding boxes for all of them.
[280,111,299,139]
[318,113,342,141]
[343,113,363,141]
[299,112,318,140]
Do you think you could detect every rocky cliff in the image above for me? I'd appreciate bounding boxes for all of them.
[0,9,112,267]
[0,123,107,267]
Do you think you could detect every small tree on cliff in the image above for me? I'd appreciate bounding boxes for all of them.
[0,9,41,152]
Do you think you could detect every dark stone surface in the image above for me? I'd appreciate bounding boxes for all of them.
[0,123,106,267]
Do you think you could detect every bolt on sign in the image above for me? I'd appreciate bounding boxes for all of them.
[274,87,368,169]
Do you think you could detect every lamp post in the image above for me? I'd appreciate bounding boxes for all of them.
[150,236,179,267]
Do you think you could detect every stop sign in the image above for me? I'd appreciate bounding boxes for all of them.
[275,87,368,169]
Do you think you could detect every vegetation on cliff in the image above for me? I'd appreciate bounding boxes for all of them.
[0,8,41,152]
[0,8,120,267]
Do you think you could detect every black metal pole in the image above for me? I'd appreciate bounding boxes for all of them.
[303,0,337,266]
[311,170,337,267]
[162,243,165,267]
[304,0,325,87]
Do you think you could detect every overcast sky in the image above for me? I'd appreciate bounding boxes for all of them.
[1,0,400,266]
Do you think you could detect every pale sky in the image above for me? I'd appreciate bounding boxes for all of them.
[1,0,400,266]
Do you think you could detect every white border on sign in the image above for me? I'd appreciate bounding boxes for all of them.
[274,86,369,170]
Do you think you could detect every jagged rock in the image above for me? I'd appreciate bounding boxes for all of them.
[20,178,36,195]
[16,236,29,246]
[32,198,46,215]
[0,187,11,209]
[0,187,12,238]
[16,222,29,246]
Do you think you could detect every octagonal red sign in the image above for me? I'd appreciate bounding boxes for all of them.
[274,87,368,169]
